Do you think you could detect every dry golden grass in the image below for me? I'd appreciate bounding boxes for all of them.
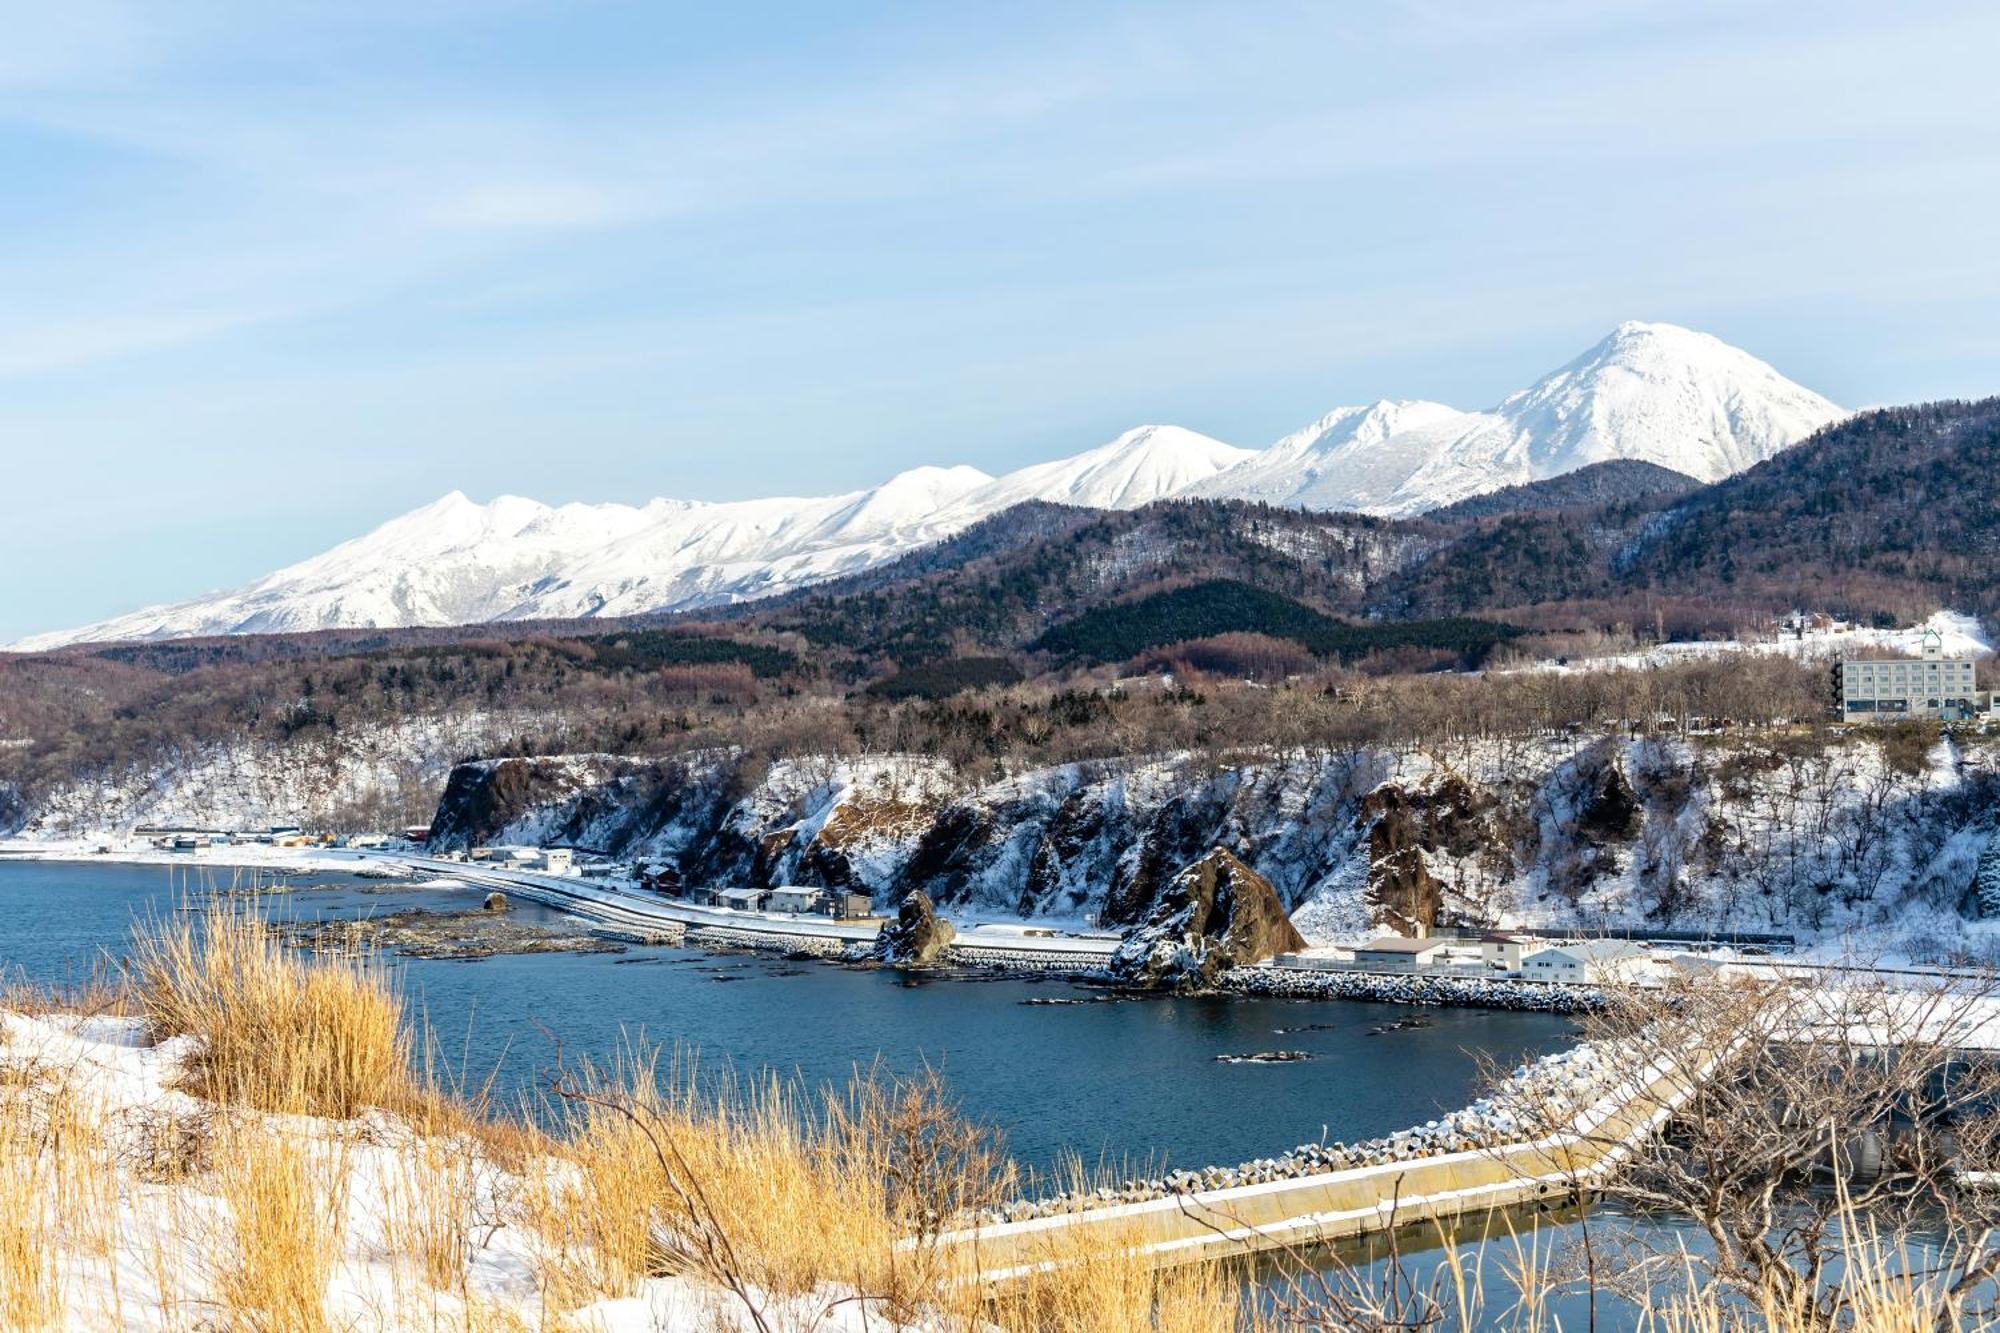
[385,1124,481,1296]
[517,1052,1280,1332]
[211,1119,349,1333]
[132,898,409,1118]
[0,1124,62,1329]
[525,1051,909,1315]
[981,1231,1263,1333]
[1630,1232,2000,1333]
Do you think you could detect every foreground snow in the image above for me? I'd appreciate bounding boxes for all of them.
[0,1010,909,1332]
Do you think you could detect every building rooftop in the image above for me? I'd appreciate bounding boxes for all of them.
[1355,936,1449,954]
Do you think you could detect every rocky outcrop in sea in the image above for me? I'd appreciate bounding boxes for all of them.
[873,889,957,967]
[1107,847,1306,989]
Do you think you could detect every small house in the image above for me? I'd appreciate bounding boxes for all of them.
[826,890,874,919]
[766,886,825,914]
[1521,940,1651,985]
[1351,937,1451,969]
[717,888,769,912]
[681,885,723,907]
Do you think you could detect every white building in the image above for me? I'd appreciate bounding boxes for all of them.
[1839,631,1983,721]
[1478,932,1535,971]
[717,888,769,912]
[1521,940,1651,985]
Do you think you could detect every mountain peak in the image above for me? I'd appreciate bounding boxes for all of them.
[1487,323,1845,486]
[942,425,1254,517]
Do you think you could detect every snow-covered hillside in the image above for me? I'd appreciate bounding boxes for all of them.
[16,323,1842,650]
[1193,322,1844,515]
[14,712,519,838]
[1508,611,1995,677]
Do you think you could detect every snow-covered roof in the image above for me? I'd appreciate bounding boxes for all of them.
[1355,936,1450,954]
[1524,940,1649,963]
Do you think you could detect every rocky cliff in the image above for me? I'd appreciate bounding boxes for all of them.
[418,730,2000,955]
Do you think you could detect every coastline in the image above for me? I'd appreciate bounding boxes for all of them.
[0,841,1614,1015]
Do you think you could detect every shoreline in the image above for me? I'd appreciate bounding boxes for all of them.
[0,841,1715,1016]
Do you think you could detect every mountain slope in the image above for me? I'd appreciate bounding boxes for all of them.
[1620,398,2000,607]
[943,425,1253,515]
[12,470,994,649]
[1382,398,2000,624]
[1423,460,1702,523]
[1186,400,1473,506]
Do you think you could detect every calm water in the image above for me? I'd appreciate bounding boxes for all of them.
[0,858,1574,1176]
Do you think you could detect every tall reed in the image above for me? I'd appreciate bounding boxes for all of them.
[131,897,408,1118]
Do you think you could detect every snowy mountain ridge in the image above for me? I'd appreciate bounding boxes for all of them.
[1190,322,1844,515]
[15,323,1843,650]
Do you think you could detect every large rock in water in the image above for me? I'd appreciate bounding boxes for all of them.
[874,890,957,967]
[1108,848,1307,990]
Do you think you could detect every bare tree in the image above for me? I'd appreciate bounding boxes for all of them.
[1487,970,2000,1326]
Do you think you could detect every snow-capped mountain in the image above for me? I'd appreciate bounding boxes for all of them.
[11,431,1248,650]
[13,323,1844,650]
[1195,322,1844,516]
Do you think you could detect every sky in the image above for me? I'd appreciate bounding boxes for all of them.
[3,0,1999,642]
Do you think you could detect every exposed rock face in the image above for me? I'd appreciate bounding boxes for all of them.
[426,752,738,855]
[1573,751,1643,844]
[428,756,629,850]
[0,783,24,837]
[873,890,957,967]
[1101,790,1235,927]
[1538,744,1645,903]
[1359,787,1444,936]
[1108,848,1307,989]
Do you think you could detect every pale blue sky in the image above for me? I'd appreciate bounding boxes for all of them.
[5,1,1999,641]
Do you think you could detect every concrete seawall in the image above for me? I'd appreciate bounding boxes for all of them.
[939,1045,1712,1278]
